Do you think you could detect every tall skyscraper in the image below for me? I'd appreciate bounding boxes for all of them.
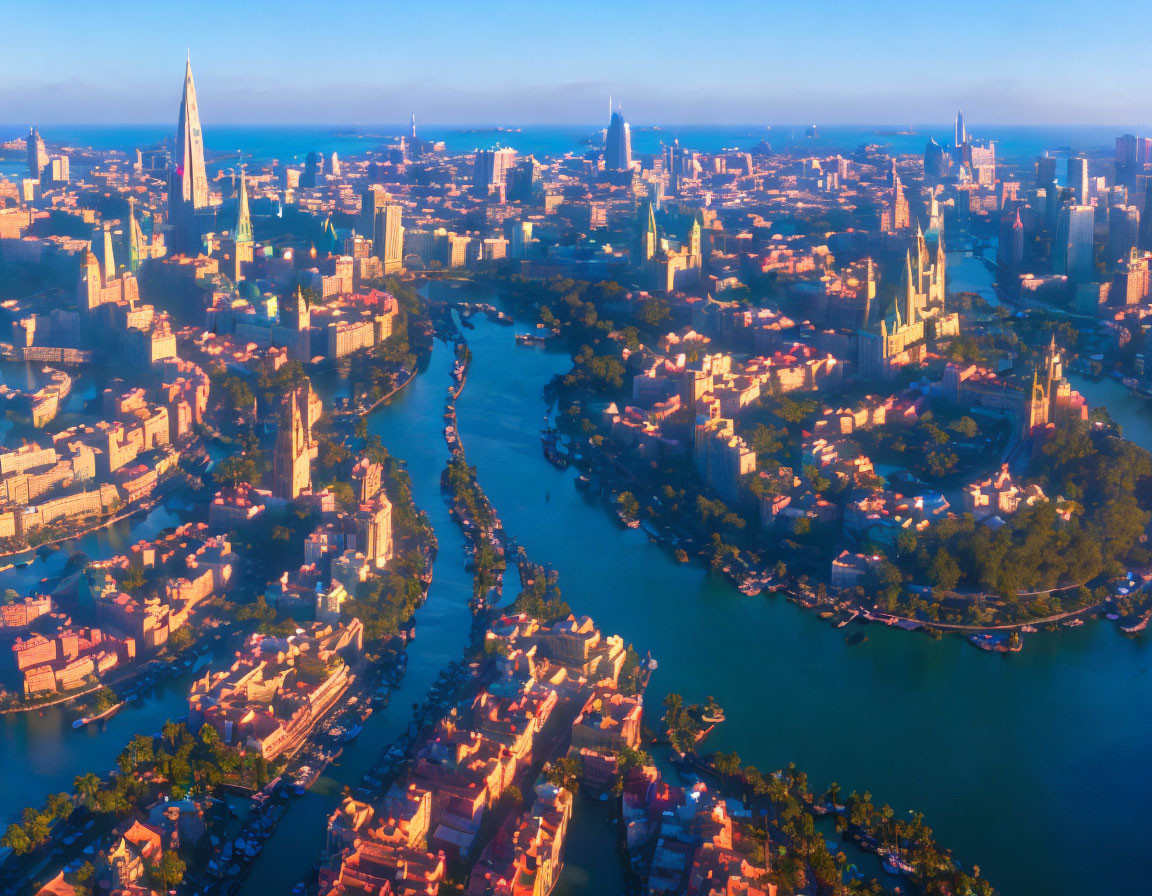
[1116,134,1139,188]
[1108,204,1140,267]
[954,110,966,148]
[26,127,47,182]
[605,107,632,171]
[375,204,403,273]
[1067,157,1089,205]
[168,55,209,254]
[1056,204,1096,282]
[1036,154,1057,190]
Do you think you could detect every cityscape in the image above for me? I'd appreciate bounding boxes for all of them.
[2,11,1152,896]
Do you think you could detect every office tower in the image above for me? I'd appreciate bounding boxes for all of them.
[302,151,323,188]
[473,148,517,190]
[375,204,403,273]
[954,110,966,148]
[1056,204,1096,282]
[361,186,387,237]
[26,127,47,182]
[1117,134,1138,188]
[329,152,341,178]
[504,220,534,259]
[1108,204,1140,267]
[1036,154,1057,190]
[168,55,209,254]
[999,210,1025,269]
[605,107,633,171]
[924,138,946,181]
[273,385,313,500]
[1067,157,1089,205]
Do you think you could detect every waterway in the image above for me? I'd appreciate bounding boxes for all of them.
[445,291,1152,896]
[234,344,478,895]
[5,272,1152,894]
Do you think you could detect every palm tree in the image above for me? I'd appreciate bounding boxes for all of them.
[162,720,181,750]
[74,772,101,809]
[825,781,841,809]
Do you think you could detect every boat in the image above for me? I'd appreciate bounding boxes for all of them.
[575,474,591,490]
[342,723,364,743]
[72,700,125,728]
[882,853,916,876]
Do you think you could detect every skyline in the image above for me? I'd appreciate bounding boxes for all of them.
[5,1,1152,126]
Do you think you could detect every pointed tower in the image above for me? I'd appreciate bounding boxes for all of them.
[168,53,209,254]
[689,216,702,258]
[124,197,145,273]
[901,250,917,325]
[641,201,658,262]
[99,224,117,282]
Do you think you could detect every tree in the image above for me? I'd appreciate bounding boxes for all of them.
[0,824,31,856]
[74,772,102,809]
[150,851,186,890]
[928,549,961,592]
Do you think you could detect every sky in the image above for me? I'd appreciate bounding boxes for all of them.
[3,0,1151,126]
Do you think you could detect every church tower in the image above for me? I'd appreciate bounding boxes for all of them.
[273,385,313,500]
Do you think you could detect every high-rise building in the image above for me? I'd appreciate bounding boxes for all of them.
[605,107,632,172]
[473,148,517,190]
[1067,157,1089,205]
[375,204,403,273]
[1055,204,1096,281]
[1036,154,1057,190]
[954,110,966,148]
[924,138,946,181]
[26,127,47,183]
[1108,204,1140,268]
[168,55,209,254]
[1117,134,1139,188]
[302,151,324,188]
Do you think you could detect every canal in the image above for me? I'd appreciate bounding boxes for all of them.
[234,340,478,894]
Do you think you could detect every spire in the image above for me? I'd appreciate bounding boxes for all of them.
[235,170,253,245]
[170,52,209,253]
[124,197,144,273]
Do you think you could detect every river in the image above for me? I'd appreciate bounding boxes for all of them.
[233,343,479,894]
[445,289,1152,896]
[6,266,1152,894]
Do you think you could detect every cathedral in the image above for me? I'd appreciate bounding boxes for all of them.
[858,227,958,379]
[638,202,702,294]
[273,383,320,499]
[1025,336,1089,435]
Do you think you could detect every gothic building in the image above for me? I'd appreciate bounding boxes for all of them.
[273,384,318,500]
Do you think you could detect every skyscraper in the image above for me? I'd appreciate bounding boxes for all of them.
[954,110,966,148]
[1108,204,1140,268]
[605,107,632,171]
[124,197,145,273]
[1056,204,1096,282]
[1067,157,1089,205]
[26,127,47,182]
[168,55,209,254]
[1116,134,1138,188]
[1036,154,1057,190]
[375,204,403,273]
[473,148,517,190]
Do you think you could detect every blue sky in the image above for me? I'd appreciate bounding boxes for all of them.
[2,0,1150,125]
